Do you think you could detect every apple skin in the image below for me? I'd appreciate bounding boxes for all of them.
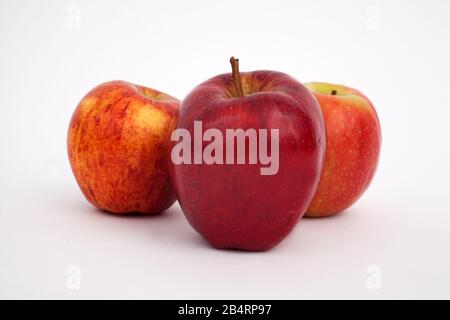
[68,81,179,214]
[170,71,326,251]
[304,82,381,217]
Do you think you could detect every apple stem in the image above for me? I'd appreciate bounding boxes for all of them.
[230,57,244,97]
[331,90,337,96]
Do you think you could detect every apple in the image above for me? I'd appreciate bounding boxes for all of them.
[67,81,179,214]
[304,82,381,217]
[169,58,326,251]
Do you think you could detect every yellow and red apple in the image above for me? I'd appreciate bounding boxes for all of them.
[67,81,179,214]
[305,82,381,217]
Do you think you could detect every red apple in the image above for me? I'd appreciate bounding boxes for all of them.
[304,82,381,217]
[68,81,179,214]
[169,58,326,251]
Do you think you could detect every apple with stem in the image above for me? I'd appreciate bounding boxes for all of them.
[304,82,381,217]
[68,81,179,214]
[169,58,326,251]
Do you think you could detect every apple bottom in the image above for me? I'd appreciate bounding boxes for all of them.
[172,147,322,251]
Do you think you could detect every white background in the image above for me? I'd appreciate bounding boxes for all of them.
[1,0,450,299]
